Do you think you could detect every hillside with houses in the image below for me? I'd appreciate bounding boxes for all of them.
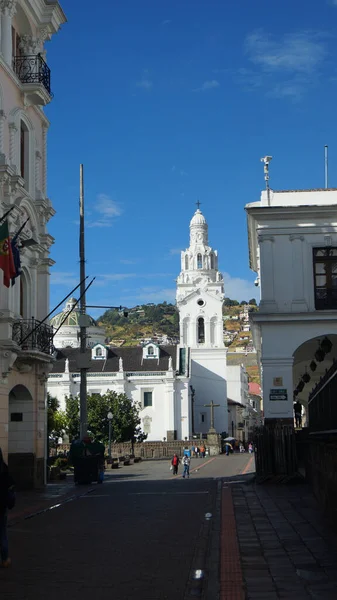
[98,299,260,383]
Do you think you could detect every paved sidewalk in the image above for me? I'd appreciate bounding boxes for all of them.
[226,481,337,599]
[8,475,94,524]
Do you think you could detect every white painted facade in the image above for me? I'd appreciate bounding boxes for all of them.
[0,0,66,486]
[48,208,230,440]
[177,208,228,434]
[246,188,337,423]
[226,365,249,407]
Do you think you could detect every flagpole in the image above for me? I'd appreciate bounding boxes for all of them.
[79,164,88,440]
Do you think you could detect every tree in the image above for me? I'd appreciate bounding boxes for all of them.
[64,391,147,445]
[224,298,239,307]
[47,393,67,448]
[248,298,257,306]
[240,301,248,305]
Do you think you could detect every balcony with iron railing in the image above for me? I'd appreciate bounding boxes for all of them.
[13,54,52,105]
[12,318,54,356]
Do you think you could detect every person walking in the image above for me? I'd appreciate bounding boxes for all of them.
[225,442,233,456]
[182,454,190,479]
[0,448,15,568]
[171,453,180,475]
[200,444,206,458]
[294,401,302,429]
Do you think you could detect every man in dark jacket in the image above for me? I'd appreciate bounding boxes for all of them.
[0,448,14,567]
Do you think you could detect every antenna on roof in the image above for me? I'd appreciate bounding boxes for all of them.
[260,156,272,206]
[325,145,328,189]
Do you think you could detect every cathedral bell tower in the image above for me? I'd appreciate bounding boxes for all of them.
[176,206,225,348]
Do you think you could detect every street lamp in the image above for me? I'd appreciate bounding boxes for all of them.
[107,411,113,459]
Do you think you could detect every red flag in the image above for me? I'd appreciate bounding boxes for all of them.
[0,220,16,287]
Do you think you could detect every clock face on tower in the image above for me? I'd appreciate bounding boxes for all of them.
[197,232,203,241]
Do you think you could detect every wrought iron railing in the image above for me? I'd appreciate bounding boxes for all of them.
[12,319,54,355]
[13,54,51,96]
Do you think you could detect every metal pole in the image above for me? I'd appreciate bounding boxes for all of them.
[325,145,328,189]
[79,164,88,439]
[108,420,112,459]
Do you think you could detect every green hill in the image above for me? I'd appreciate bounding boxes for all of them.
[98,298,258,347]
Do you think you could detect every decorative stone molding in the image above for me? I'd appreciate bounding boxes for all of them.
[8,122,17,169]
[19,34,40,55]
[42,126,47,197]
[0,0,17,17]
[289,234,304,242]
[258,235,275,243]
[324,235,332,247]
[1,349,17,378]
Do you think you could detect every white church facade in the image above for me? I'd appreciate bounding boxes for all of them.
[48,208,229,440]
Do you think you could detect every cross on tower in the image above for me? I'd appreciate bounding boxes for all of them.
[204,400,220,430]
[196,200,201,210]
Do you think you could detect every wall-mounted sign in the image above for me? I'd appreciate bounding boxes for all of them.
[273,377,283,386]
[269,388,288,401]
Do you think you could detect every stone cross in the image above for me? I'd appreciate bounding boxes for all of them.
[204,400,220,430]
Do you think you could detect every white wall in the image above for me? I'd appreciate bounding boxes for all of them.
[190,348,228,434]
[47,372,190,441]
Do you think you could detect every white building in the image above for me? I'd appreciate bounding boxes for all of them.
[176,207,228,434]
[0,0,66,487]
[246,188,337,429]
[48,208,229,440]
[50,297,106,348]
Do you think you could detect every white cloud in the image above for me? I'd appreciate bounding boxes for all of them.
[87,194,122,228]
[136,78,153,90]
[121,287,176,305]
[50,272,79,286]
[245,30,326,74]
[195,79,220,92]
[222,272,259,303]
[243,30,327,100]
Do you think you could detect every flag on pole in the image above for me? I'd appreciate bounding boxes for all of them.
[0,220,16,287]
[11,218,29,286]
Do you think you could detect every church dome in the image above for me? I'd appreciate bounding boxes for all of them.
[50,298,97,329]
[190,209,206,227]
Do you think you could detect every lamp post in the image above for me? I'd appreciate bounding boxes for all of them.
[107,411,113,459]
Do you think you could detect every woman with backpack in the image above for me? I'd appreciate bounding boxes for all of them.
[0,448,15,568]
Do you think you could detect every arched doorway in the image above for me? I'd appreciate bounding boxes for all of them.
[8,384,34,453]
[292,334,337,428]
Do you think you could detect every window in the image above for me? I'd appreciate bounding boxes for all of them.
[185,255,189,270]
[313,248,337,310]
[148,346,154,355]
[144,391,153,407]
[201,413,206,423]
[197,253,202,269]
[20,120,29,186]
[197,299,204,307]
[210,253,215,269]
[198,317,205,343]
[96,347,102,357]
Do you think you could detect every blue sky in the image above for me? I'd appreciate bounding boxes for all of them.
[46,0,337,317]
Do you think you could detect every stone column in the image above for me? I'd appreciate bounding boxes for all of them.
[0,0,17,66]
[8,122,17,170]
[42,125,47,197]
[0,110,6,164]
[289,234,308,311]
[35,150,41,196]
[261,356,294,421]
[204,317,210,345]
[165,381,176,440]
[259,235,277,312]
